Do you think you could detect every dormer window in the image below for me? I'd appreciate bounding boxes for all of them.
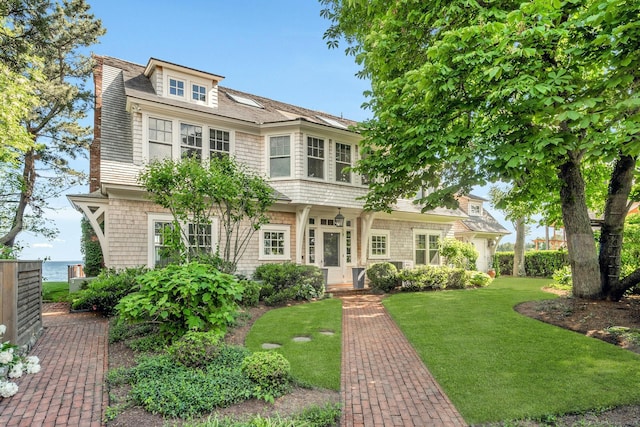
[169,78,185,97]
[469,203,482,216]
[192,84,207,102]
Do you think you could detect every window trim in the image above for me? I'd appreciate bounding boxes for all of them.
[335,141,352,183]
[306,135,326,180]
[142,114,235,163]
[413,229,442,266]
[259,224,291,261]
[369,229,391,260]
[469,203,482,216]
[147,213,219,268]
[167,76,186,99]
[267,134,292,179]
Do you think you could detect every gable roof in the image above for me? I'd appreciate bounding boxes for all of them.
[99,55,357,132]
[460,210,510,235]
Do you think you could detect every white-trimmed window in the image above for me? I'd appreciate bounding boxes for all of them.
[259,225,291,260]
[209,128,230,158]
[192,84,207,102]
[335,142,351,183]
[369,230,390,259]
[180,123,203,159]
[307,136,325,179]
[469,203,482,216]
[169,78,185,98]
[414,230,441,265]
[188,223,213,256]
[308,228,316,264]
[148,117,173,161]
[269,135,291,178]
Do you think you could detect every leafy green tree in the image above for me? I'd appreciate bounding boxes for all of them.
[139,156,276,273]
[439,238,478,270]
[321,0,639,300]
[0,0,105,250]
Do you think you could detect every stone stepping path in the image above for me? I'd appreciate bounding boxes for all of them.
[261,329,336,348]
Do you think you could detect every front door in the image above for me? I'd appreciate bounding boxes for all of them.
[323,231,344,283]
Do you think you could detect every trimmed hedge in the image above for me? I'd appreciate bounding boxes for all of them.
[494,250,569,278]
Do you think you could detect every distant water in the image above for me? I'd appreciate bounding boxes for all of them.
[42,261,83,282]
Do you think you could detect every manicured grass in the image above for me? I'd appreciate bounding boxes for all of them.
[245,299,342,390]
[384,277,640,424]
[42,281,69,302]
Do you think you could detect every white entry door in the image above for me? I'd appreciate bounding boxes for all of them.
[472,238,488,272]
[322,231,345,283]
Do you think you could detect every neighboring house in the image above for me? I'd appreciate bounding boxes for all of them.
[68,56,507,285]
[453,194,510,272]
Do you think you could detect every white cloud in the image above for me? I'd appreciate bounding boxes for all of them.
[32,243,54,248]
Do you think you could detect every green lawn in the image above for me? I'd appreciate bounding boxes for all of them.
[245,299,342,390]
[42,281,69,302]
[384,277,640,424]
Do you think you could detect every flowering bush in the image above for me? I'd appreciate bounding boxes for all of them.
[0,324,41,398]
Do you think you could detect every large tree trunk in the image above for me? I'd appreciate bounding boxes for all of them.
[0,150,36,248]
[558,152,601,299]
[513,216,526,276]
[600,154,638,301]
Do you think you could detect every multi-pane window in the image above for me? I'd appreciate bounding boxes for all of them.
[335,143,351,183]
[469,204,482,216]
[188,223,212,256]
[260,225,290,260]
[307,136,325,179]
[153,220,174,267]
[148,118,173,161]
[210,129,230,158]
[192,84,206,102]
[346,230,352,263]
[308,229,316,264]
[269,136,291,177]
[180,123,203,159]
[263,231,286,256]
[369,230,390,259]
[169,78,185,97]
[415,233,440,265]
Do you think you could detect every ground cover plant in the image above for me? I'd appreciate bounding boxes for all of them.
[244,299,342,391]
[383,277,640,424]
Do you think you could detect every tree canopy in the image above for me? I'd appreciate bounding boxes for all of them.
[321,0,639,300]
[139,156,276,273]
[0,0,105,251]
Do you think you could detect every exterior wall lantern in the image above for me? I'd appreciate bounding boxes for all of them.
[334,208,345,227]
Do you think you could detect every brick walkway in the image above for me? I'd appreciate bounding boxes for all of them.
[341,295,466,426]
[0,303,108,427]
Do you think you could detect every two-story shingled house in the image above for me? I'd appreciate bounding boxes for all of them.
[68,56,508,286]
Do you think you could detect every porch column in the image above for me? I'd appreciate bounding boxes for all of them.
[359,212,376,266]
[295,205,312,264]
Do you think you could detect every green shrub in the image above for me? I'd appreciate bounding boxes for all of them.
[238,279,261,307]
[440,238,478,269]
[446,268,470,289]
[81,217,103,277]
[469,271,493,287]
[366,262,399,293]
[168,330,225,368]
[116,262,243,336]
[71,267,146,315]
[241,351,291,401]
[494,250,569,277]
[551,265,573,291]
[126,334,171,353]
[253,263,324,303]
[296,403,342,426]
[398,265,449,291]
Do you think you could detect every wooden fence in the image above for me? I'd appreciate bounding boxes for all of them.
[0,260,43,350]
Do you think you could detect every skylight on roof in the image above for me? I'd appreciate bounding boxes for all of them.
[317,115,348,129]
[227,92,263,108]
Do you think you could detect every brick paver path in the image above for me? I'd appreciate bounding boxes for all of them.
[341,295,466,426]
[0,303,108,427]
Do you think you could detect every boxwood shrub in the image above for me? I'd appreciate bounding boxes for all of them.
[71,267,146,315]
[366,262,399,293]
[398,265,472,291]
[253,262,324,304]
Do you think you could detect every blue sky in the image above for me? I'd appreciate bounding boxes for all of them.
[19,0,519,261]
